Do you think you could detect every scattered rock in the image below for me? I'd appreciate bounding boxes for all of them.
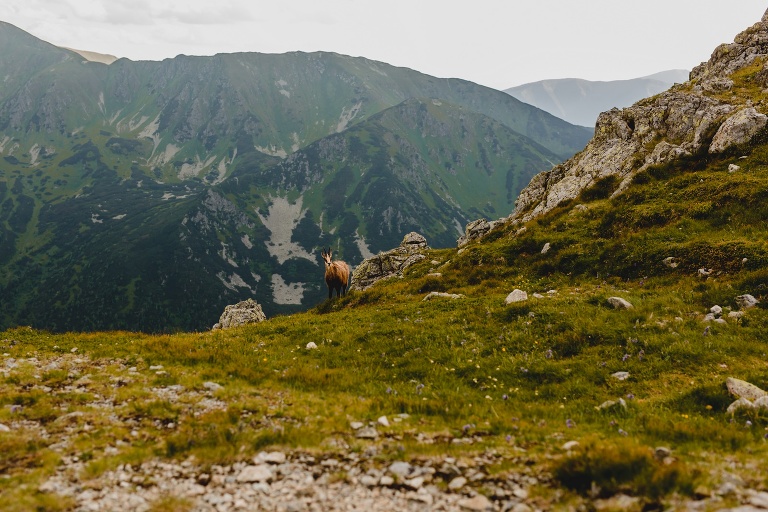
[726,377,767,401]
[236,464,273,483]
[709,107,768,154]
[355,427,379,439]
[377,416,390,427]
[214,299,266,329]
[203,381,223,392]
[611,371,630,381]
[711,305,723,317]
[541,242,551,254]
[727,397,755,414]
[505,290,528,304]
[458,494,494,511]
[423,292,465,301]
[729,163,741,173]
[736,294,759,310]
[306,342,318,349]
[663,257,680,268]
[598,398,627,411]
[448,476,467,490]
[349,421,364,430]
[350,233,429,291]
[561,441,580,451]
[257,451,287,464]
[388,461,412,478]
[607,297,633,309]
[457,219,497,247]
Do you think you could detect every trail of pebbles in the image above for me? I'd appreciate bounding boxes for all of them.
[40,451,538,512]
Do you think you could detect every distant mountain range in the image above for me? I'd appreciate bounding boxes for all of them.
[504,70,690,127]
[0,21,591,332]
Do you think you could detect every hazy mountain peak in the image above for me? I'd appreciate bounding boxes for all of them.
[504,70,690,127]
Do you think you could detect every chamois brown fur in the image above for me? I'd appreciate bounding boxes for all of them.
[321,248,350,299]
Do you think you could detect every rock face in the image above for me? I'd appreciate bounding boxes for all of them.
[213,299,267,329]
[349,232,429,291]
[461,9,768,233]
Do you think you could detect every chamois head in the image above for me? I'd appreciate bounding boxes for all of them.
[321,247,349,299]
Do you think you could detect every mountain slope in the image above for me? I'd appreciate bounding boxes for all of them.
[0,22,592,332]
[504,70,689,127]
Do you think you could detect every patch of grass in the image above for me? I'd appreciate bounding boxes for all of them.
[553,436,697,500]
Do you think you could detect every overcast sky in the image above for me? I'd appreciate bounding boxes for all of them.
[1,1,765,90]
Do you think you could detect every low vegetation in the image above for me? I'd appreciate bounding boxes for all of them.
[3,126,768,509]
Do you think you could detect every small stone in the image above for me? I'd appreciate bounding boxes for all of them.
[561,440,580,451]
[458,494,494,511]
[377,415,390,427]
[505,289,528,304]
[611,371,630,381]
[541,242,551,254]
[727,397,755,414]
[236,464,273,483]
[710,305,723,317]
[726,377,767,401]
[388,461,412,478]
[203,381,223,391]
[404,476,424,489]
[728,311,745,319]
[736,294,759,310]
[663,257,679,268]
[306,342,318,349]
[749,491,768,508]
[256,451,286,464]
[355,427,378,439]
[448,476,467,490]
[360,475,378,487]
[423,292,465,301]
[349,421,364,430]
[607,297,633,309]
[0,424,10,432]
[728,163,741,173]
[654,447,672,460]
[379,475,395,486]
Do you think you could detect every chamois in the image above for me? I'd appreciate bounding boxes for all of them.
[321,247,350,299]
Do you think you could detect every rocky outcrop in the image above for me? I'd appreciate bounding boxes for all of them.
[349,232,429,291]
[473,9,768,231]
[213,299,266,329]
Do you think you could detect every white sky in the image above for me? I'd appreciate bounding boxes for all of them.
[1,1,766,90]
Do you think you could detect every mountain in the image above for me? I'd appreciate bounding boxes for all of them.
[504,70,690,127]
[0,21,591,332]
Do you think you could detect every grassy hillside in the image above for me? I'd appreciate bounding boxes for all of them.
[2,137,767,509]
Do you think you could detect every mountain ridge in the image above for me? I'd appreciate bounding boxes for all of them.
[0,21,591,332]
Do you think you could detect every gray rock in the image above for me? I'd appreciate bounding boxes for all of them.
[214,299,266,329]
[611,371,630,381]
[727,397,755,414]
[448,476,467,490]
[541,242,551,254]
[236,464,273,483]
[726,377,767,401]
[388,461,412,478]
[349,233,429,291]
[607,297,633,309]
[711,305,723,317]
[458,219,495,247]
[458,494,494,511]
[423,292,465,301]
[663,257,680,268]
[736,294,759,310]
[729,163,741,173]
[355,427,379,439]
[505,289,528,304]
[709,107,768,154]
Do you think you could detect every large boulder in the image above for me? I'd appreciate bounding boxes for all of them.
[349,232,429,291]
[457,219,497,248]
[709,107,768,154]
[213,299,266,330]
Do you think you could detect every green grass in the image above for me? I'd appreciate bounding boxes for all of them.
[3,124,768,508]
